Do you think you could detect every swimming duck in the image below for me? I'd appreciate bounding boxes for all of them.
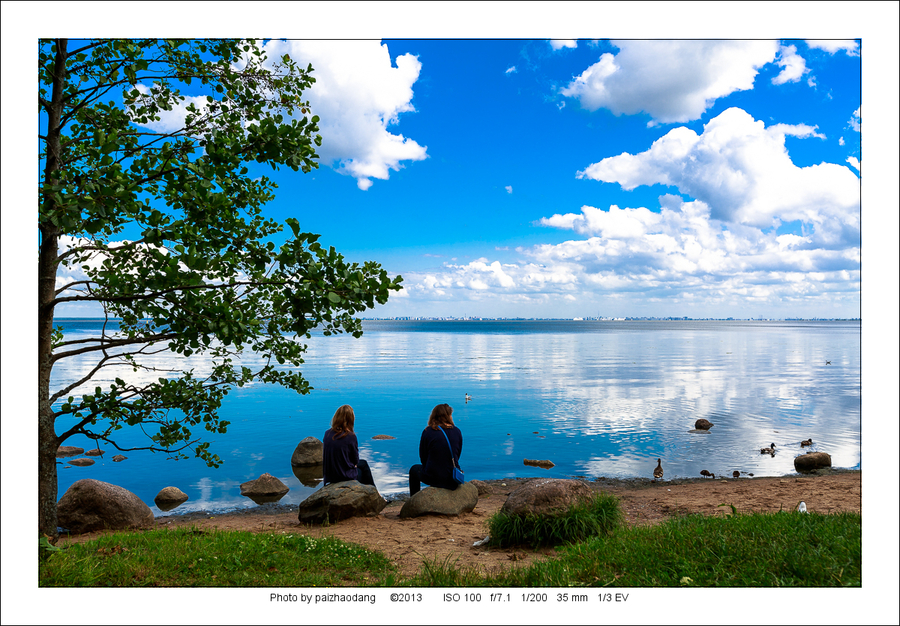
[800,438,812,447]
[653,459,664,479]
[760,443,776,455]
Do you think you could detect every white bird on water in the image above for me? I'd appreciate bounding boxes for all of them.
[465,393,472,403]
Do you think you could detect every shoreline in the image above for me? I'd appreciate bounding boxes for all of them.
[154,466,860,523]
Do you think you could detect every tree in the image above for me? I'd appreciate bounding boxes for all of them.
[38,39,402,538]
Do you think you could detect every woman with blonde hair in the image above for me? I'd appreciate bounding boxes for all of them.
[408,403,463,495]
[322,405,375,487]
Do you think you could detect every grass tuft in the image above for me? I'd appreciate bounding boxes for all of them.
[487,491,623,548]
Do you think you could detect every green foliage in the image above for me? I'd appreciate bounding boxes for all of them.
[39,39,402,467]
[487,492,623,549]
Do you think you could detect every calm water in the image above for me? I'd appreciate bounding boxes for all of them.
[52,319,861,515]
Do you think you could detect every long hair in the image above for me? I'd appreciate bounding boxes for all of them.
[331,405,355,439]
[427,403,454,430]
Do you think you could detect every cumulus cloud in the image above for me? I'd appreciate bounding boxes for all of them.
[846,156,860,172]
[806,40,860,55]
[264,40,427,190]
[577,108,859,242]
[505,186,513,194]
[505,66,517,74]
[772,44,808,85]
[550,40,578,50]
[560,40,779,124]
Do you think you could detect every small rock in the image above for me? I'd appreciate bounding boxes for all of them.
[240,473,290,498]
[371,434,396,440]
[794,452,832,472]
[694,418,714,430]
[291,437,323,467]
[523,458,555,469]
[68,458,95,467]
[154,486,189,511]
[84,449,104,457]
[112,455,127,462]
[469,479,493,497]
[56,446,84,458]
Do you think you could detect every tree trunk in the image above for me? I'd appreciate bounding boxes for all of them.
[38,39,67,539]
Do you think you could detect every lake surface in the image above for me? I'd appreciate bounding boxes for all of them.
[52,319,861,516]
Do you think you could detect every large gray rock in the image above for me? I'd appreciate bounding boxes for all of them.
[399,484,479,519]
[291,437,323,467]
[297,481,387,524]
[501,478,595,517]
[154,486,189,511]
[58,479,154,534]
[794,452,832,472]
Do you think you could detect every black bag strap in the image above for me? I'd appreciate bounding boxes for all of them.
[439,426,460,470]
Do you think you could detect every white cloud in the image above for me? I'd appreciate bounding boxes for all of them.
[849,107,860,131]
[772,44,808,85]
[560,40,779,124]
[577,108,859,240]
[839,137,845,146]
[806,40,860,56]
[505,186,513,194]
[264,40,427,190]
[505,66,517,74]
[549,40,578,51]
[397,194,859,314]
[846,156,860,172]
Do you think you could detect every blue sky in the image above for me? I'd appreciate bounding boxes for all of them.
[245,38,863,319]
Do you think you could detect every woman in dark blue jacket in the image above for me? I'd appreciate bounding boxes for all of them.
[322,405,375,488]
[408,403,462,495]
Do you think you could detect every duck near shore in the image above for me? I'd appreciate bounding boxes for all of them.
[760,443,776,455]
[800,438,812,447]
[653,459,664,480]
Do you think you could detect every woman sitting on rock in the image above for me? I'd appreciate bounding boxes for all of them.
[408,403,462,496]
[323,405,375,488]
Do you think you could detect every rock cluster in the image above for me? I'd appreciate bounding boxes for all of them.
[57,479,154,534]
[297,481,387,524]
[399,483,479,518]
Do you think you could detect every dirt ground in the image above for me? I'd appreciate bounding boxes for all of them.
[63,470,861,579]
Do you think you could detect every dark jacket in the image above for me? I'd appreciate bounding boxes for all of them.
[322,428,359,485]
[419,425,463,490]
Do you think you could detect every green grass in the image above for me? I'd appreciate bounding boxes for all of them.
[487,491,623,548]
[39,527,397,587]
[40,509,861,588]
